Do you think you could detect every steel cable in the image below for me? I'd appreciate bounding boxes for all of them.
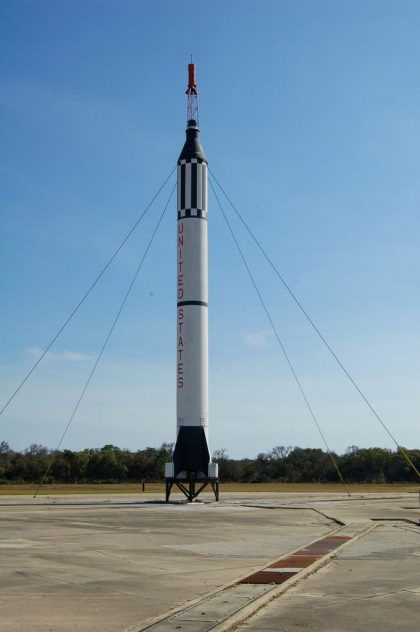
[209,170,420,480]
[209,180,351,496]
[33,182,176,497]
[1,166,176,419]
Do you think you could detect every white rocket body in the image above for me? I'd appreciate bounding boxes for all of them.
[166,120,217,480]
[176,158,209,432]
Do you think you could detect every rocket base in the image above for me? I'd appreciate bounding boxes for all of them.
[165,476,219,503]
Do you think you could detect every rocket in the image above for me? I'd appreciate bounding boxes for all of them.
[165,63,218,502]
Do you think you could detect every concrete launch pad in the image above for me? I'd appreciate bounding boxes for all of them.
[0,491,419,631]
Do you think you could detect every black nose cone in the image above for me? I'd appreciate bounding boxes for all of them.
[178,119,207,163]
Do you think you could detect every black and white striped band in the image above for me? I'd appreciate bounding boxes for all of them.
[177,208,207,220]
[177,158,208,219]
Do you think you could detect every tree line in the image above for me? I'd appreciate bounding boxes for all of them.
[0,441,419,484]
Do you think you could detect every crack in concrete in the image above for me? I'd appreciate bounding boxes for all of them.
[392,525,420,535]
[285,587,420,609]
[10,570,140,598]
[164,564,260,576]
[337,556,419,560]
[12,570,90,587]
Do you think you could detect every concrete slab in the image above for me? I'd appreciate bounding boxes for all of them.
[147,586,272,631]
[1,492,418,631]
[0,493,334,632]
[238,522,420,632]
[139,523,370,631]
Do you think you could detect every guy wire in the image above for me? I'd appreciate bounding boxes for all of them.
[33,182,176,498]
[1,166,176,419]
[209,170,420,480]
[209,179,351,496]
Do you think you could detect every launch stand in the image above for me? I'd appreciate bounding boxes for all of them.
[165,447,219,502]
[165,474,219,503]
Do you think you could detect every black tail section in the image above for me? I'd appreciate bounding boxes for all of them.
[173,426,210,477]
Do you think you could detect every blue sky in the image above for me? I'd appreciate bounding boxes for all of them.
[1,0,420,457]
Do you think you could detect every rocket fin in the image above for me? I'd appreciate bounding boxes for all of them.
[173,426,210,478]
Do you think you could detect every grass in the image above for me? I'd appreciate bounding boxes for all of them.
[0,482,419,496]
